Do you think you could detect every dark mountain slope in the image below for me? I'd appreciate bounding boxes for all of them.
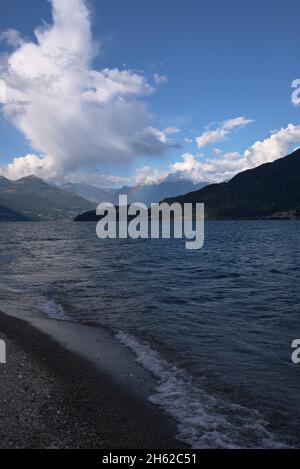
[0,175,96,221]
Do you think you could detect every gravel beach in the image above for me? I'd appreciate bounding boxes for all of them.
[0,311,185,449]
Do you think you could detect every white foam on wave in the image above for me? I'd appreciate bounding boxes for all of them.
[38,300,71,321]
[116,331,290,449]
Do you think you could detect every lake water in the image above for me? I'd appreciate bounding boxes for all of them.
[0,220,300,448]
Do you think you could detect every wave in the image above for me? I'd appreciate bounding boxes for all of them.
[38,300,71,321]
[116,331,289,449]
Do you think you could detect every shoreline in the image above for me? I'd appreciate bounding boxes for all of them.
[0,310,186,449]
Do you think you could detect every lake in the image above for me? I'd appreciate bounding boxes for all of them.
[1,220,300,448]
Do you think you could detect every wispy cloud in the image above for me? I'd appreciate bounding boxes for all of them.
[163,127,181,135]
[196,116,254,148]
[0,29,23,47]
[153,73,168,86]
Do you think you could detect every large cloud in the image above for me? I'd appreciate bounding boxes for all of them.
[0,0,172,180]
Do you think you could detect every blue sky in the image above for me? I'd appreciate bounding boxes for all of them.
[0,0,300,186]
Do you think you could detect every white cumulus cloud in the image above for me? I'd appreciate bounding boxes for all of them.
[134,166,168,186]
[244,123,300,166]
[0,0,171,181]
[0,154,55,180]
[171,124,300,183]
[170,152,246,183]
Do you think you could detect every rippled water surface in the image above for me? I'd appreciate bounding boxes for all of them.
[1,221,300,448]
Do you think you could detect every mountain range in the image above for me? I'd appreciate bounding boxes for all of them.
[58,177,209,206]
[56,181,116,204]
[2,148,300,222]
[0,175,95,221]
[165,148,300,219]
[0,174,208,222]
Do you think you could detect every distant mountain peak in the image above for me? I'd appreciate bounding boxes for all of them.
[16,175,46,183]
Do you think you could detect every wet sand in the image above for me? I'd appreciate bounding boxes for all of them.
[0,311,185,449]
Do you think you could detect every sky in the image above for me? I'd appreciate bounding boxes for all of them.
[0,0,300,187]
